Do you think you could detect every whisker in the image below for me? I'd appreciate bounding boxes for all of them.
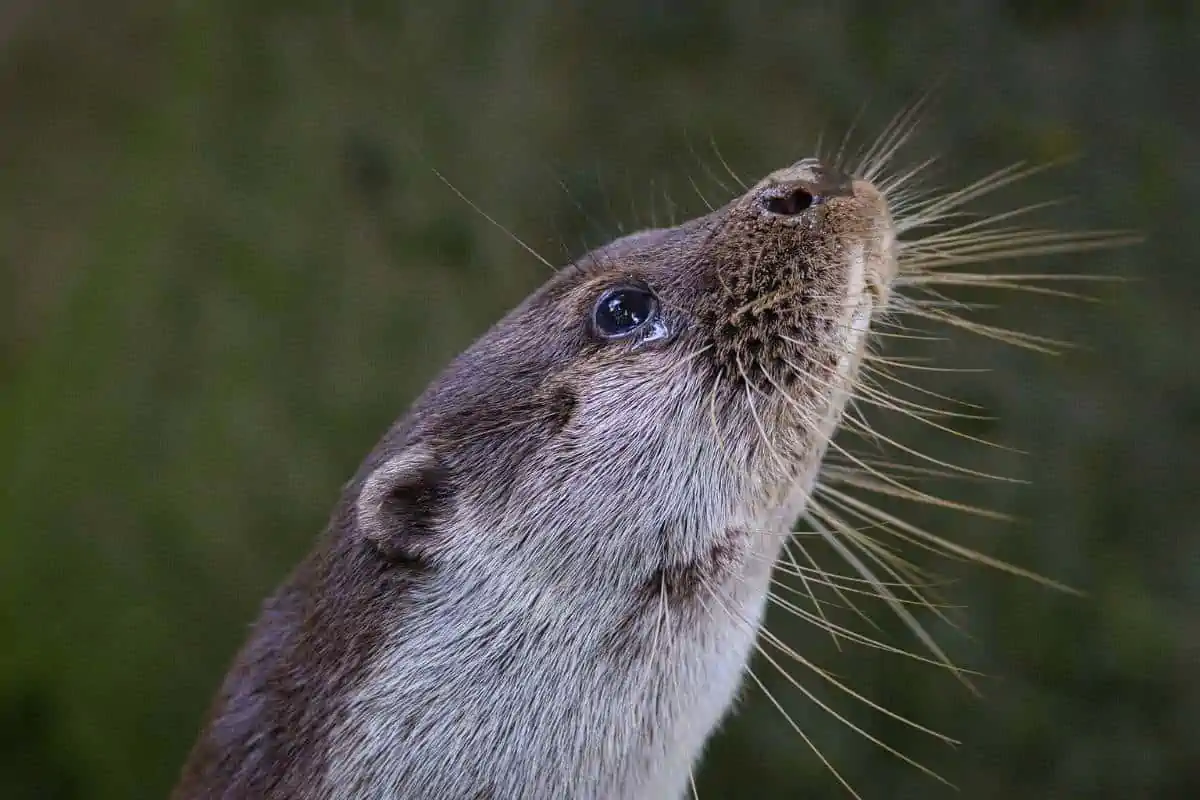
[687,173,716,213]
[804,501,975,693]
[858,92,932,183]
[781,539,845,650]
[709,134,748,190]
[706,583,959,790]
[429,165,557,272]
[701,585,866,799]
[834,98,870,175]
[770,571,963,612]
[819,484,1082,594]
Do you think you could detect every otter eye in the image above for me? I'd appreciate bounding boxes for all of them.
[592,286,659,339]
[762,187,815,216]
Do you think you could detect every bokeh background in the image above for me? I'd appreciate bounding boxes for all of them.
[2,1,1197,798]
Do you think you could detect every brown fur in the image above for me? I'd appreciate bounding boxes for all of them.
[173,159,896,800]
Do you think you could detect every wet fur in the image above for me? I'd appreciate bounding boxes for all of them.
[172,161,896,799]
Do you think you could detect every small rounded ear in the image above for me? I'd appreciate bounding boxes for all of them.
[355,446,454,564]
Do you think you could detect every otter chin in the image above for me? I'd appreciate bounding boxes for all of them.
[172,157,899,800]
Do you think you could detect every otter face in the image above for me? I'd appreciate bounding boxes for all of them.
[361,158,897,590]
[337,158,898,798]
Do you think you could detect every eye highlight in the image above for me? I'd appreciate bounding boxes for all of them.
[592,286,659,339]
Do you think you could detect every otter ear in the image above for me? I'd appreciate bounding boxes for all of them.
[355,446,454,565]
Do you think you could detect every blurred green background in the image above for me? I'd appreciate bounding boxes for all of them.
[2,1,1197,798]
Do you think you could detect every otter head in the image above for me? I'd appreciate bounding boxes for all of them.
[330,158,898,798]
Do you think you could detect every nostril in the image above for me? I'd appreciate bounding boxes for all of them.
[762,187,814,216]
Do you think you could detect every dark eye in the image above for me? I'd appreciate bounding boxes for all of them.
[762,187,815,216]
[592,286,659,339]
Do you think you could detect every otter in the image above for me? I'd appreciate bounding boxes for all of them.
[172,157,898,799]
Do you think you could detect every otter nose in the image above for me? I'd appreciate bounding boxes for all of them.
[759,158,854,215]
